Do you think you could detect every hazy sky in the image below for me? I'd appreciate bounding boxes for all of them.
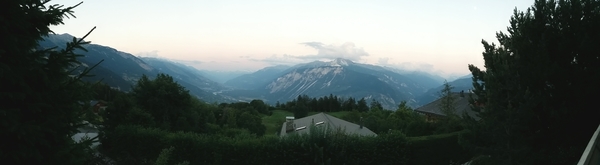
[50,0,534,78]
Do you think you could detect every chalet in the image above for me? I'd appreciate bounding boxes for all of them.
[414,91,480,122]
[279,112,377,137]
[90,100,108,114]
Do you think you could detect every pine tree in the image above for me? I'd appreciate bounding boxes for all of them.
[0,1,101,164]
[369,99,383,111]
[436,80,463,133]
[439,80,456,117]
[350,97,357,111]
[357,98,369,112]
[294,101,309,118]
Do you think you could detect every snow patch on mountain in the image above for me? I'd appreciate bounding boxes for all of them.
[329,58,354,67]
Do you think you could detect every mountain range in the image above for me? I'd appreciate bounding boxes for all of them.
[222,58,449,109]
[38,34,230,103]
[39,33,472,109]
[225,65,291,90]
[198,70,251,84]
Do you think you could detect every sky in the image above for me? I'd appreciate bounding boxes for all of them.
[50,0,534,79]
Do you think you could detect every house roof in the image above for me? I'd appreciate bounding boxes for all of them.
[414,92,480,120]
[89,100,107,106]
[90,101,99,106]
[280,112,377,137]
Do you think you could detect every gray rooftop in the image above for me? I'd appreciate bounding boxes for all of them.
[280,112,377,137]
[414,92,480,120]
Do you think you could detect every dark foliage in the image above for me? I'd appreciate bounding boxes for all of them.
[280,94,382,112]
[0,1,101,164]
[463,0,600,164]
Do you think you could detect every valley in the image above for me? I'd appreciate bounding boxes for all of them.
[40,34,471,109]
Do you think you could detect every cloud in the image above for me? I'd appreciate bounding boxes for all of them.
[249,54,304,65]
[376,58,469,80]
[136,50,160,57]
[173,59,203,65]
[294,42,369,61]
[245,42,369,67]
[377,57,435,73]
[378,57,391,66]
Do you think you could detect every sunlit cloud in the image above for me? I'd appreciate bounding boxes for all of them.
[293,42,369,61]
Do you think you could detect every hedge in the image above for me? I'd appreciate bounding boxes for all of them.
[407,130,473,165]
[101,125,471,165]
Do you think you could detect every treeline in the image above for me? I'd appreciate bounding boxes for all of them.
[277,94,383,118]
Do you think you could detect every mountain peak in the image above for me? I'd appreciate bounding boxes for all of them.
[330,58,354,66]
[57,33,75,37]
[44,33,76,42]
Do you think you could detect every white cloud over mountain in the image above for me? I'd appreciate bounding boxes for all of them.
[294,42,369,61]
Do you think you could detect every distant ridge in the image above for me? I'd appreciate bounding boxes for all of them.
[38,34,233,103]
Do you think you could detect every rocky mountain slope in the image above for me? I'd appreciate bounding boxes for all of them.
[225,58,444,109]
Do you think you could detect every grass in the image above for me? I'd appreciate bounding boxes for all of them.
[262,110,293,136]
[262,110,353,136]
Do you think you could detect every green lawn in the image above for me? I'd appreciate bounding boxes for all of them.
[262,110,352,136]
[262,110,293,136]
